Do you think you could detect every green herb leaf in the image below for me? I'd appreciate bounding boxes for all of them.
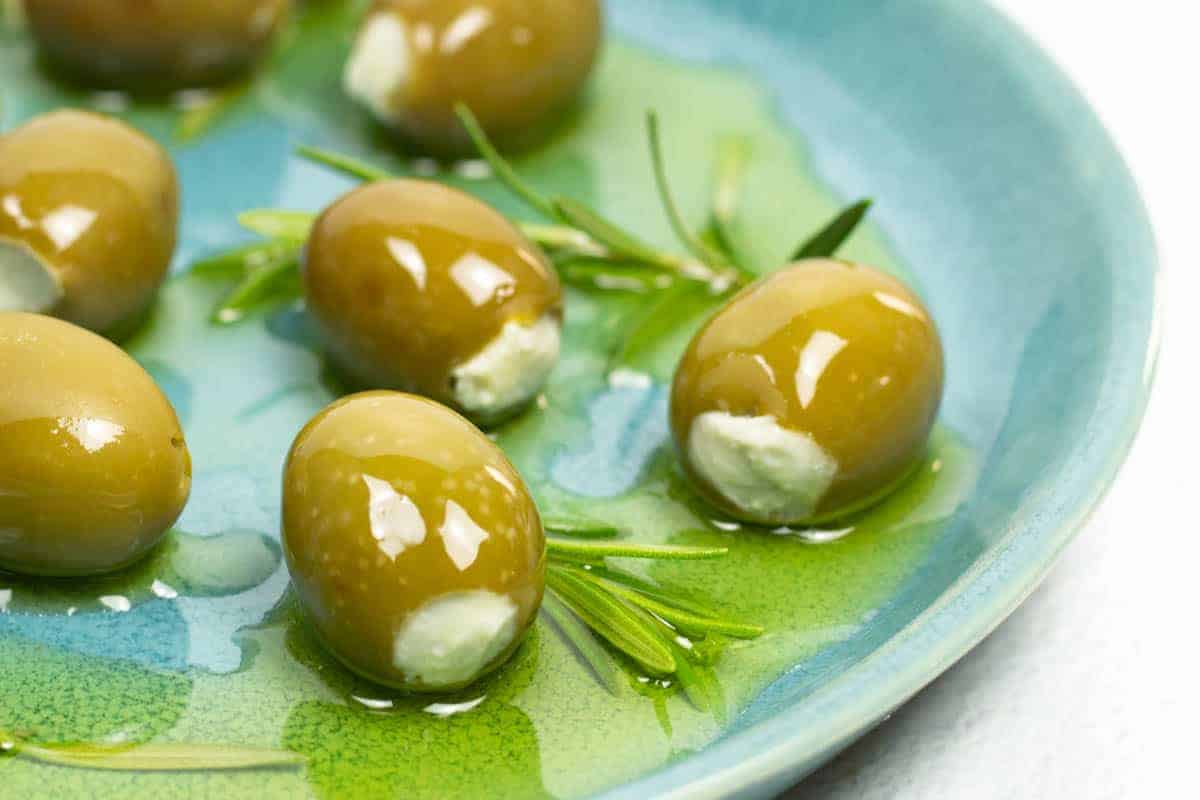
[546,567,676,675]
[237,210,317,243]
[552,197,683,274]
[295,144,395,183]
[190,239,300,279]
[7,739,304,772]
[541,589,623,694]
[211,254,301,325]
[559,258,672,293]
[582,572,763,639]
[454,104,559,220]
[609,596,722,716]
[646,111,732,272]
[176,83,250,143]
[668,639,727,723]
[791,199,873,260]
[518,223,608,258]
[546,538,728,561]
[607,279,720,374]
[584,565,723,619]
[542,515,620,539]
[699,135,755,274]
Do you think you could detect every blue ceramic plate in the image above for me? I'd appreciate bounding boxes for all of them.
[0,1,1158,798]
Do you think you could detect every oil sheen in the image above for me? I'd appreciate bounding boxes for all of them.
[0,5,976,798]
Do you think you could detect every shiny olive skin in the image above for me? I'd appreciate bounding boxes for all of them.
[282,391,545,691]
[24,0,292,90]
[670,259,944,525]
[303,178,562,417]
[348,0,603,154]
[0,110,178,335]
[0,313,192,576]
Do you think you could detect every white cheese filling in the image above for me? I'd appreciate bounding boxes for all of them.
[392,590,518,689]
[343,12,410,122]
[0,239,61,314]
[451,315,561,419]
[687,412,839,524]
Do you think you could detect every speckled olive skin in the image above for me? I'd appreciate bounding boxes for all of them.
[0,313,192,576]
[282,391,545,691]
[302,179,562,413]
[353,0,603,154]
[0,110,178,335]
[671,259,945,524]
[23,0,293,90]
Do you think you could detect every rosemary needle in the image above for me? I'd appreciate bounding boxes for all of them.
[547,567,677,675]
[1,735,304,772]
[791,198,873,260]
[645,111,734,274]
[236,209,316,242]
[295,144,394,183]
[546,537,728,561]
[541,589,623,694]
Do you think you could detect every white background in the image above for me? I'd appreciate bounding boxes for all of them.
[788,2,1199,797]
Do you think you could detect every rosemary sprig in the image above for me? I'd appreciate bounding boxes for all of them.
[546,566,676,675]
[540,525,762,713]
[578,570,763,639]
[0,733,304,772]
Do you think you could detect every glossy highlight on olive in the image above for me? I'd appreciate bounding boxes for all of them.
[302,178,563,422]
[344,0,604,154]
[670,259,945,526]
[282,391,546,691]
[0,313,192,577]
[0,109,179,336]
[23,0,293,90]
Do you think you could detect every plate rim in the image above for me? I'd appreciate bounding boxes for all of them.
[598,1,1163,796]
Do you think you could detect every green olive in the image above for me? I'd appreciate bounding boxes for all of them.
[0,313,192,576]
[303,178,563,422]
[23,0,293,90]
[344,0,603,154]
[670,259,944,526]
[0,110,178,336]
[282,391,545,691]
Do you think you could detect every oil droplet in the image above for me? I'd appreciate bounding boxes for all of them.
[99,595,131,612]
[151,579,179,599]
[351,696,395,711]
[423,697,485,718]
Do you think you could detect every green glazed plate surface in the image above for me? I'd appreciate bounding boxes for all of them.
[0,1,1158,798]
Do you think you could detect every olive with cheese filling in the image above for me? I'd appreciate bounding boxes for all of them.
[344,0,604,154]
[670,259,944,526]
[24,0,293,90]
[303,178,563,423]
[282,391,545,691]
[0,110,178,336]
